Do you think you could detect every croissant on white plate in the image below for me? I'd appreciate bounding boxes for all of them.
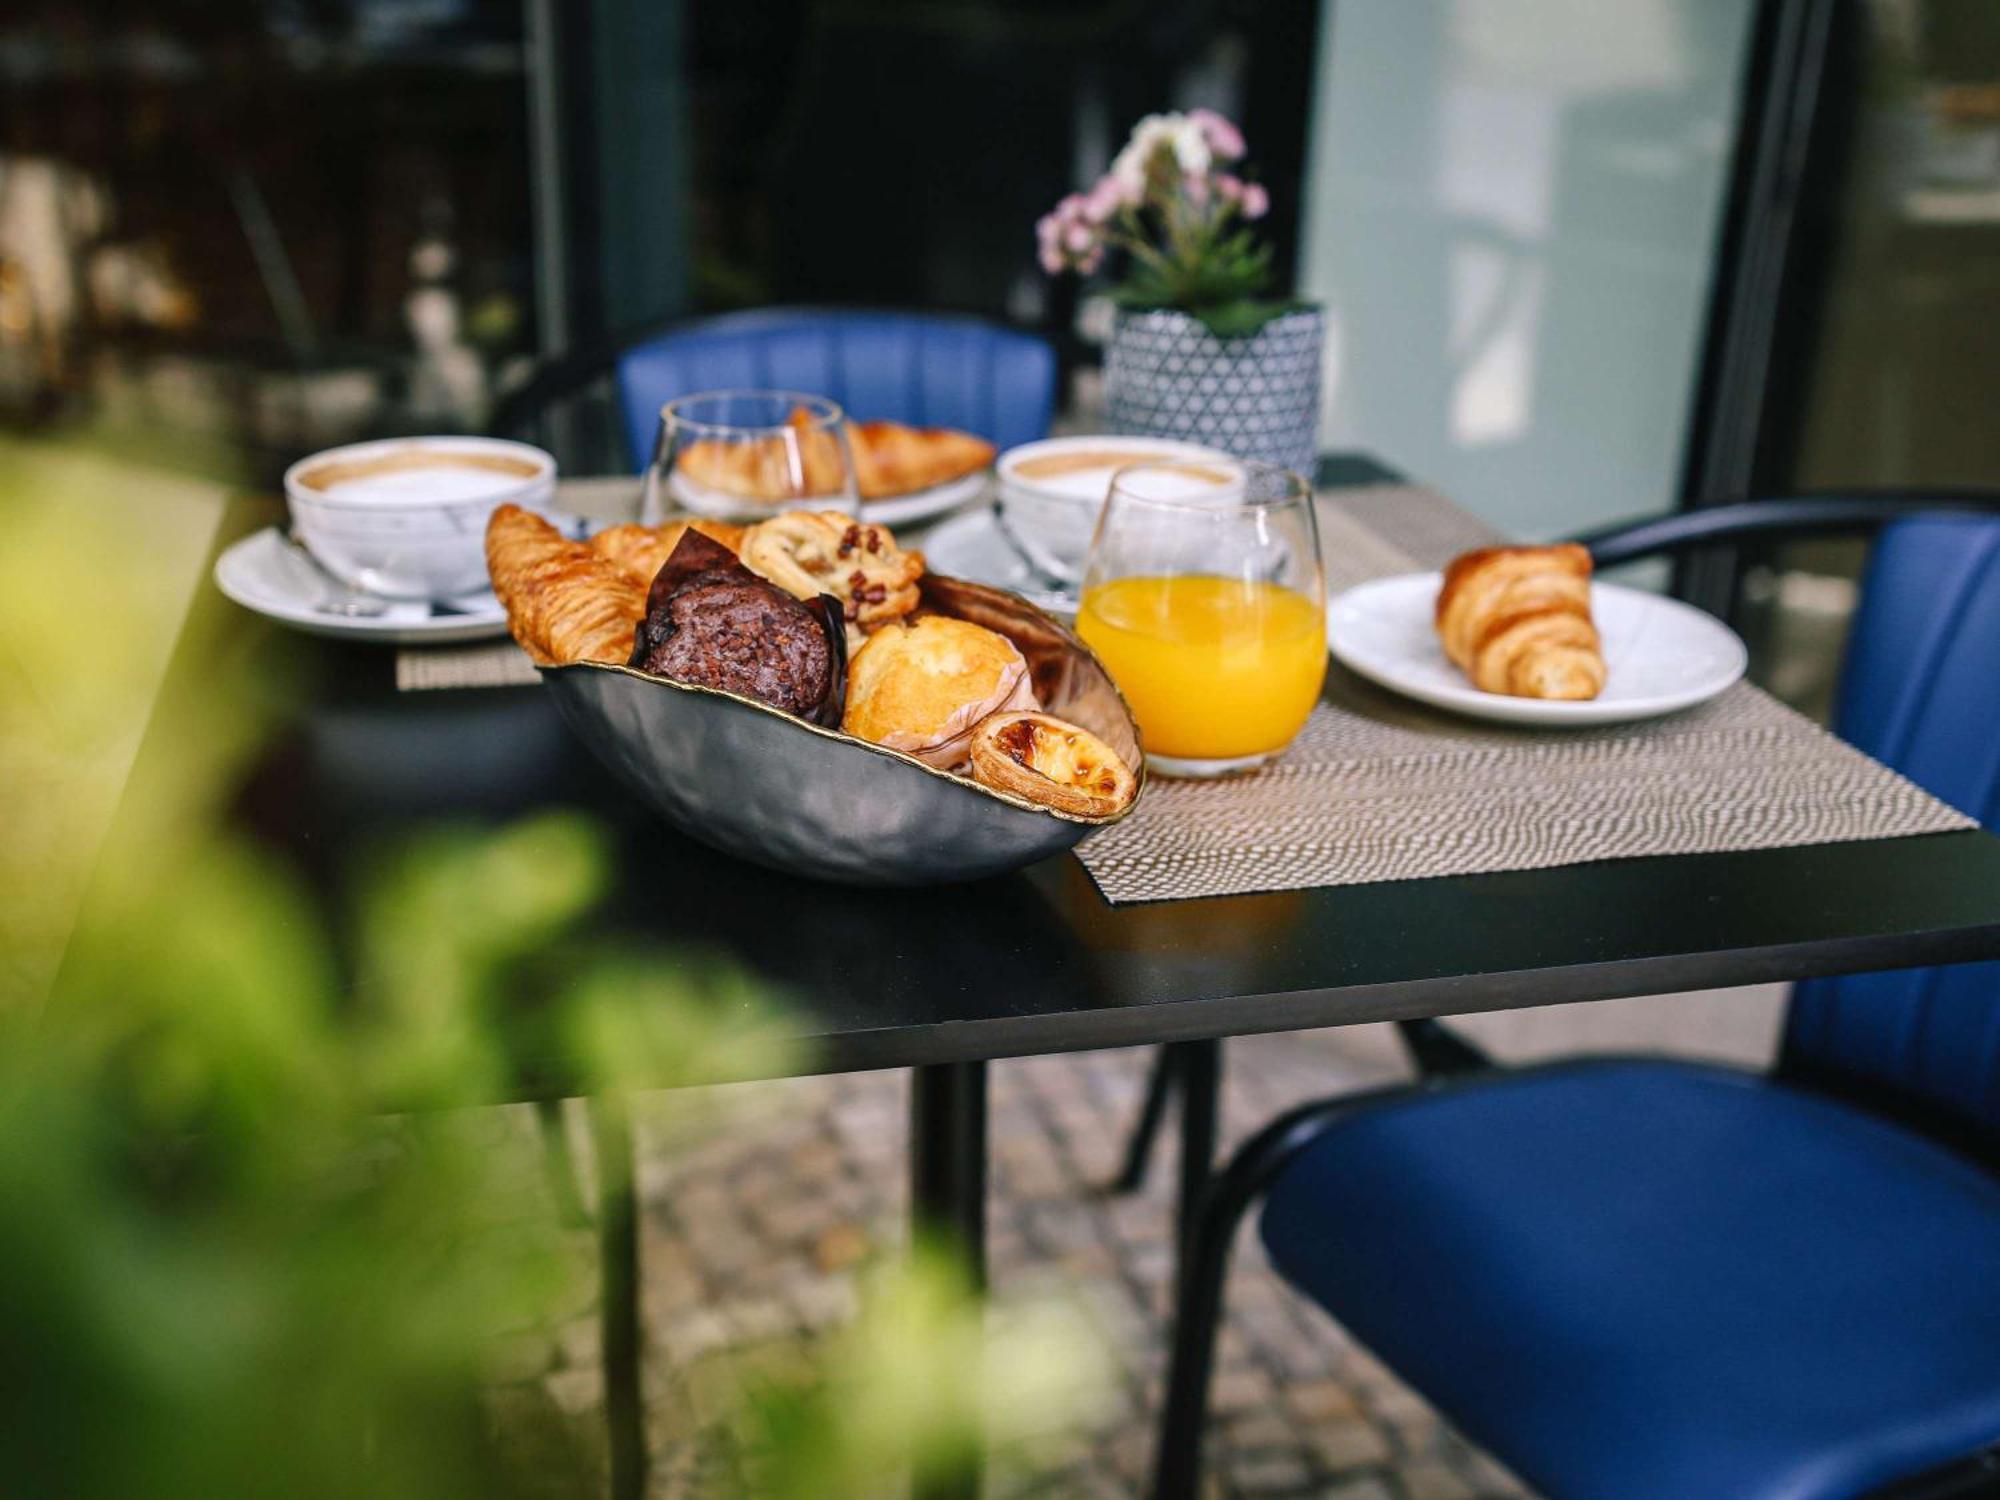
[1434,544,1605,701]
[846,420,995,499]
[675,410,995,505]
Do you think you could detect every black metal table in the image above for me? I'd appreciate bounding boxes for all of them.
[87,479,2000,1500]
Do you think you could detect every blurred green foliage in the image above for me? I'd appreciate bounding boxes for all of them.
[0,444,1103,1498]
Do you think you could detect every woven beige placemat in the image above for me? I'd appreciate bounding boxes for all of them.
[1074,484,1973,905]
[396,642,538,692]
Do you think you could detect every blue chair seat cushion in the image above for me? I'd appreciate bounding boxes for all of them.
[1259,1059,2000,1500]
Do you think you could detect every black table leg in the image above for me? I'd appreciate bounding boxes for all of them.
[1167,1040,1220,1295]
[909,1060,989,1500]
[1109,1046,1179,1193]
[590,1096,646,1500]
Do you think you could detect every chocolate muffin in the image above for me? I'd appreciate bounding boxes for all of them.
[628,530,846,725]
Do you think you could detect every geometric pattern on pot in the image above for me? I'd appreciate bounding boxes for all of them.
[1105,306,1324,477]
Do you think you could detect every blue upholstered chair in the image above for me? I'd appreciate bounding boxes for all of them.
[610,308,1057,469]
[1154,503,2000,1500]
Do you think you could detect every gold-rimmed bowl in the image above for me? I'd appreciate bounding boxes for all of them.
[539,575,1145,886]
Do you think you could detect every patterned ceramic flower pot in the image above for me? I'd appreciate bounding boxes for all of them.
[1104,306,1323,476]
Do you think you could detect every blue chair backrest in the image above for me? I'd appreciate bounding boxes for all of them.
[614,308,1057,470]
[1783,515,2000,1148]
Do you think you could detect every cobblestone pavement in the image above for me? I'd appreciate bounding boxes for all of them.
[495,1028,1537,1499]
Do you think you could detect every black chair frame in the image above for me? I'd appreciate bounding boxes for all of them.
[1146,489,2000,1500]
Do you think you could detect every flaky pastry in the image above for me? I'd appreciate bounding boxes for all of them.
[843,615,1037,769]
[675,409,994,506]
[846,420,995,499]
[589,519,745,590]
[674,414,846,504]
[740,511,923,650]
[1435,544,1605,700]
[486,504,646,666]
[969,712,1136,818]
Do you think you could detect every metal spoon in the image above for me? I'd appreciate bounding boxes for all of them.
[987,502,1079,598]
[276,526,391,618]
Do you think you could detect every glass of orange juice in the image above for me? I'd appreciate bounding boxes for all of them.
[1076,458,1325,778]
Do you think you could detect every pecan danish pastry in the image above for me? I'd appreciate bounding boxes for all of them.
[969,711,1136,818]
[740,510,923,648]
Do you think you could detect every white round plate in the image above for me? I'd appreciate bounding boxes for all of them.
[864,469,992,527]
[665,468,989,530]
[1329,573,1746,727]
[921,505,1077,617]
[214,528,511,645]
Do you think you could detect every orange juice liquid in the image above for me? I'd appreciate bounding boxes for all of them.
[1077,575,1326,760]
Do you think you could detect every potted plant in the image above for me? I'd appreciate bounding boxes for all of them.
[1037,109,1322,474]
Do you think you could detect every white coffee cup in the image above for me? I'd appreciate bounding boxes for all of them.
[284,437,557,599]
[995,436,1239,584]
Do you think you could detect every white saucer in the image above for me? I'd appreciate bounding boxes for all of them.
[1329,573,1746,727]
[867,469,991,527]
[921,505,1078,616]
[214,527,511,645]
[665,469,990,530]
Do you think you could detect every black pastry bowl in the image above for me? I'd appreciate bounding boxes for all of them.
[539,575,1146,886]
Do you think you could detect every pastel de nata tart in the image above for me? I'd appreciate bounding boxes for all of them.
[969,711,1136,818]
[739,510,923,650]
[843,614,1037,769]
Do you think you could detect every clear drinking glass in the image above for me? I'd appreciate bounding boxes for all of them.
[640,390,857,523]
[1075,458,1326,778]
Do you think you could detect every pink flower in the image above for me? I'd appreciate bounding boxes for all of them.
[1036,213,1059,246]
[1077,247,1105,276]
[1039,242,1066,276]
[1214,173,1244,202]
[1189,108,1246,160]
[1240,182,1270,220]
[1063,222,1095,255]
[1110,158,1148,204]
[1082,174,1128,223]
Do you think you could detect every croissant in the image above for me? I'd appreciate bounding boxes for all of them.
[675,420,846,504]
[486,504,647,666]
[588,519,745,589]
[1435,544,1605,700]
[847,420,995,500]
[675,412,994,505]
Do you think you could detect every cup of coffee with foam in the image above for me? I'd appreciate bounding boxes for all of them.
[994,435,1238,588]
[283,437,557,599]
